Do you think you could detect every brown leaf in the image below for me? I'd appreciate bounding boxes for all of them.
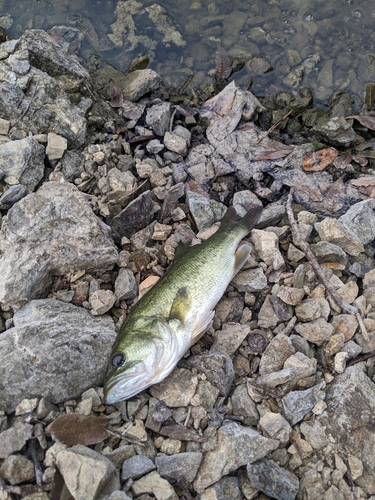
[302,148,338,172]
[346,115,375,130]
[128,133,155,143]
[46,414,110,446]
[350,176,375,200]
[351,155,369,167]
[159,424,207,442]
[109,80,124,108]
[255,149,294,161]
[333,152,352,169]
[215,43,232,80]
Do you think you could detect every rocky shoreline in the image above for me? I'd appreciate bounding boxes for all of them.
[1,28,375,500]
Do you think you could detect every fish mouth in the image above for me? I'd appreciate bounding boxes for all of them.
[103,362,149,405]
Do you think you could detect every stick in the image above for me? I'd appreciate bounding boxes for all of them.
[28,439,43,486]
[286,191,358,316]
[356,312,370,342]
[259,109,293,142]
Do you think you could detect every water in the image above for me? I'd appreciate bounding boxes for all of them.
[1,0,374,104]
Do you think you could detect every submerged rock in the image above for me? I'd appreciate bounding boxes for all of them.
[0,299,116,413]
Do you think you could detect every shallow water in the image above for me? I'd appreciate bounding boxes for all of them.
[1,0,374,104]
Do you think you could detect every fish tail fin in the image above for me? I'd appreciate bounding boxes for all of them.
[221,205,263,234]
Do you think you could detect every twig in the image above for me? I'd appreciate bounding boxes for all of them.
[12,81,39,127]
[356,312,370,342]
[184,406,191,426]
[259,109,293,142]
[286,190,358,316]
[169,108,177,133]
[28,439,43,486]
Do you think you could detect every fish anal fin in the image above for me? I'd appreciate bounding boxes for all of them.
[169,287,190,324]
[233,243,252,276]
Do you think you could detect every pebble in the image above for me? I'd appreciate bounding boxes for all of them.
[164,131,187,156]
[46,132,68,160]
[300,420,328,450]
[294,317,334,345]
[56,445,117,500]
[186,191,226,230]
[211,323,250,356]
[90,289,117,315]
[257,295,280,328]
[200,476,243,500]
[14,397,39,415]
[258,333,295,375]
[121,455,156,481]
[251,229,284,270]
[193,421,279,493]
[259,411,292,444]
[247,459,299,500]
[187,352,234,397]
[276,286,305,306]
[0,454,35,485]
[230,384,259,426]
[145,102,171,136]
[231,267,268,293]
[131,470,178,500]
[0,423,33,459]
[334,351,349,373]
[339,199,375,245]
[331,314,358,341]
[315,217,364,256]
[155,452,203,484]
[280,383,325,425]
[149,368,198,407]
[114,268,137,300]
[295,298,330,322]
[310,241,348,268]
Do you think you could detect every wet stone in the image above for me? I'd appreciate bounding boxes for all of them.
[155,452,203,484]
[149,368,198,407]
[247,459,299,500]
[312,116,359,147]
[122,455,156,481]
[121,69,161,101]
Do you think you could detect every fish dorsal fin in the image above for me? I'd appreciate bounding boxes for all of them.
[169,287,190,324]
[173,242,191,263]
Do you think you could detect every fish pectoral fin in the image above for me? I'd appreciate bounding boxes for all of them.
[190,309,214,346]
[233,243,252,276]
[169,287,190,324]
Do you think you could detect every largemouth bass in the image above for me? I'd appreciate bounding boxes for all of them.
[103,205,262,404]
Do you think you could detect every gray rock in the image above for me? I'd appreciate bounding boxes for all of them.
[0,137,44,191]
[0,424,33,459]
[121,70,161,102]
[0,182,118,310]
[56,445,117,500]
[110,190,157,242]
[155,452,203,484]
[193,421,279,493]
[0,184,28,209]
[186,352,234,397]
[145,102,171,136]
[104,445,136,469]
[251,229,284,270]
[233,190,262,217]
[231,267,268,293]
[280,383,325,426]
[114,268,137,300]
[300,420,328,450]
[149,368,198,407]
[0,454,35,485]
[319,366,375,494]
[259,411,292,445]
[0,299,116,413]
[187,162,215,185]
[247,459,299,500]
[276,286,305,306]
[339,199,375,246]
[310,241,348,267]
[146,139,164,155]
[259,333,295,375]
[59,150,85,182]
[122,455,156,481]
[45,132,67,160]
[186,191,226,231]
[257,295,280,329]
[295,298,330,322]
[164,131,187,156]
[312,116,359,147]
[90,289,117,315]
[341,340,362,358]
[315,218,364,256]
[199,476,242,500]
[230,384,259,426]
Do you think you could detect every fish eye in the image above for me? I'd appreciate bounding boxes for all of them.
[112,353,125,367]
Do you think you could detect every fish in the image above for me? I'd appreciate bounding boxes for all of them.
[103,205,263,404]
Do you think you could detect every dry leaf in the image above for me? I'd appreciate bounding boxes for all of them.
[302,148,338,172]
[351,155,369,167]
[80,18,100,51]
[215,43,232,80]
[128,133,155,143]
[333,152,352,169]
[350,176,375,200]
[46,414,110,446]
[109,80,124,108]
[255,149,294,161]
[346,115,375,130]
